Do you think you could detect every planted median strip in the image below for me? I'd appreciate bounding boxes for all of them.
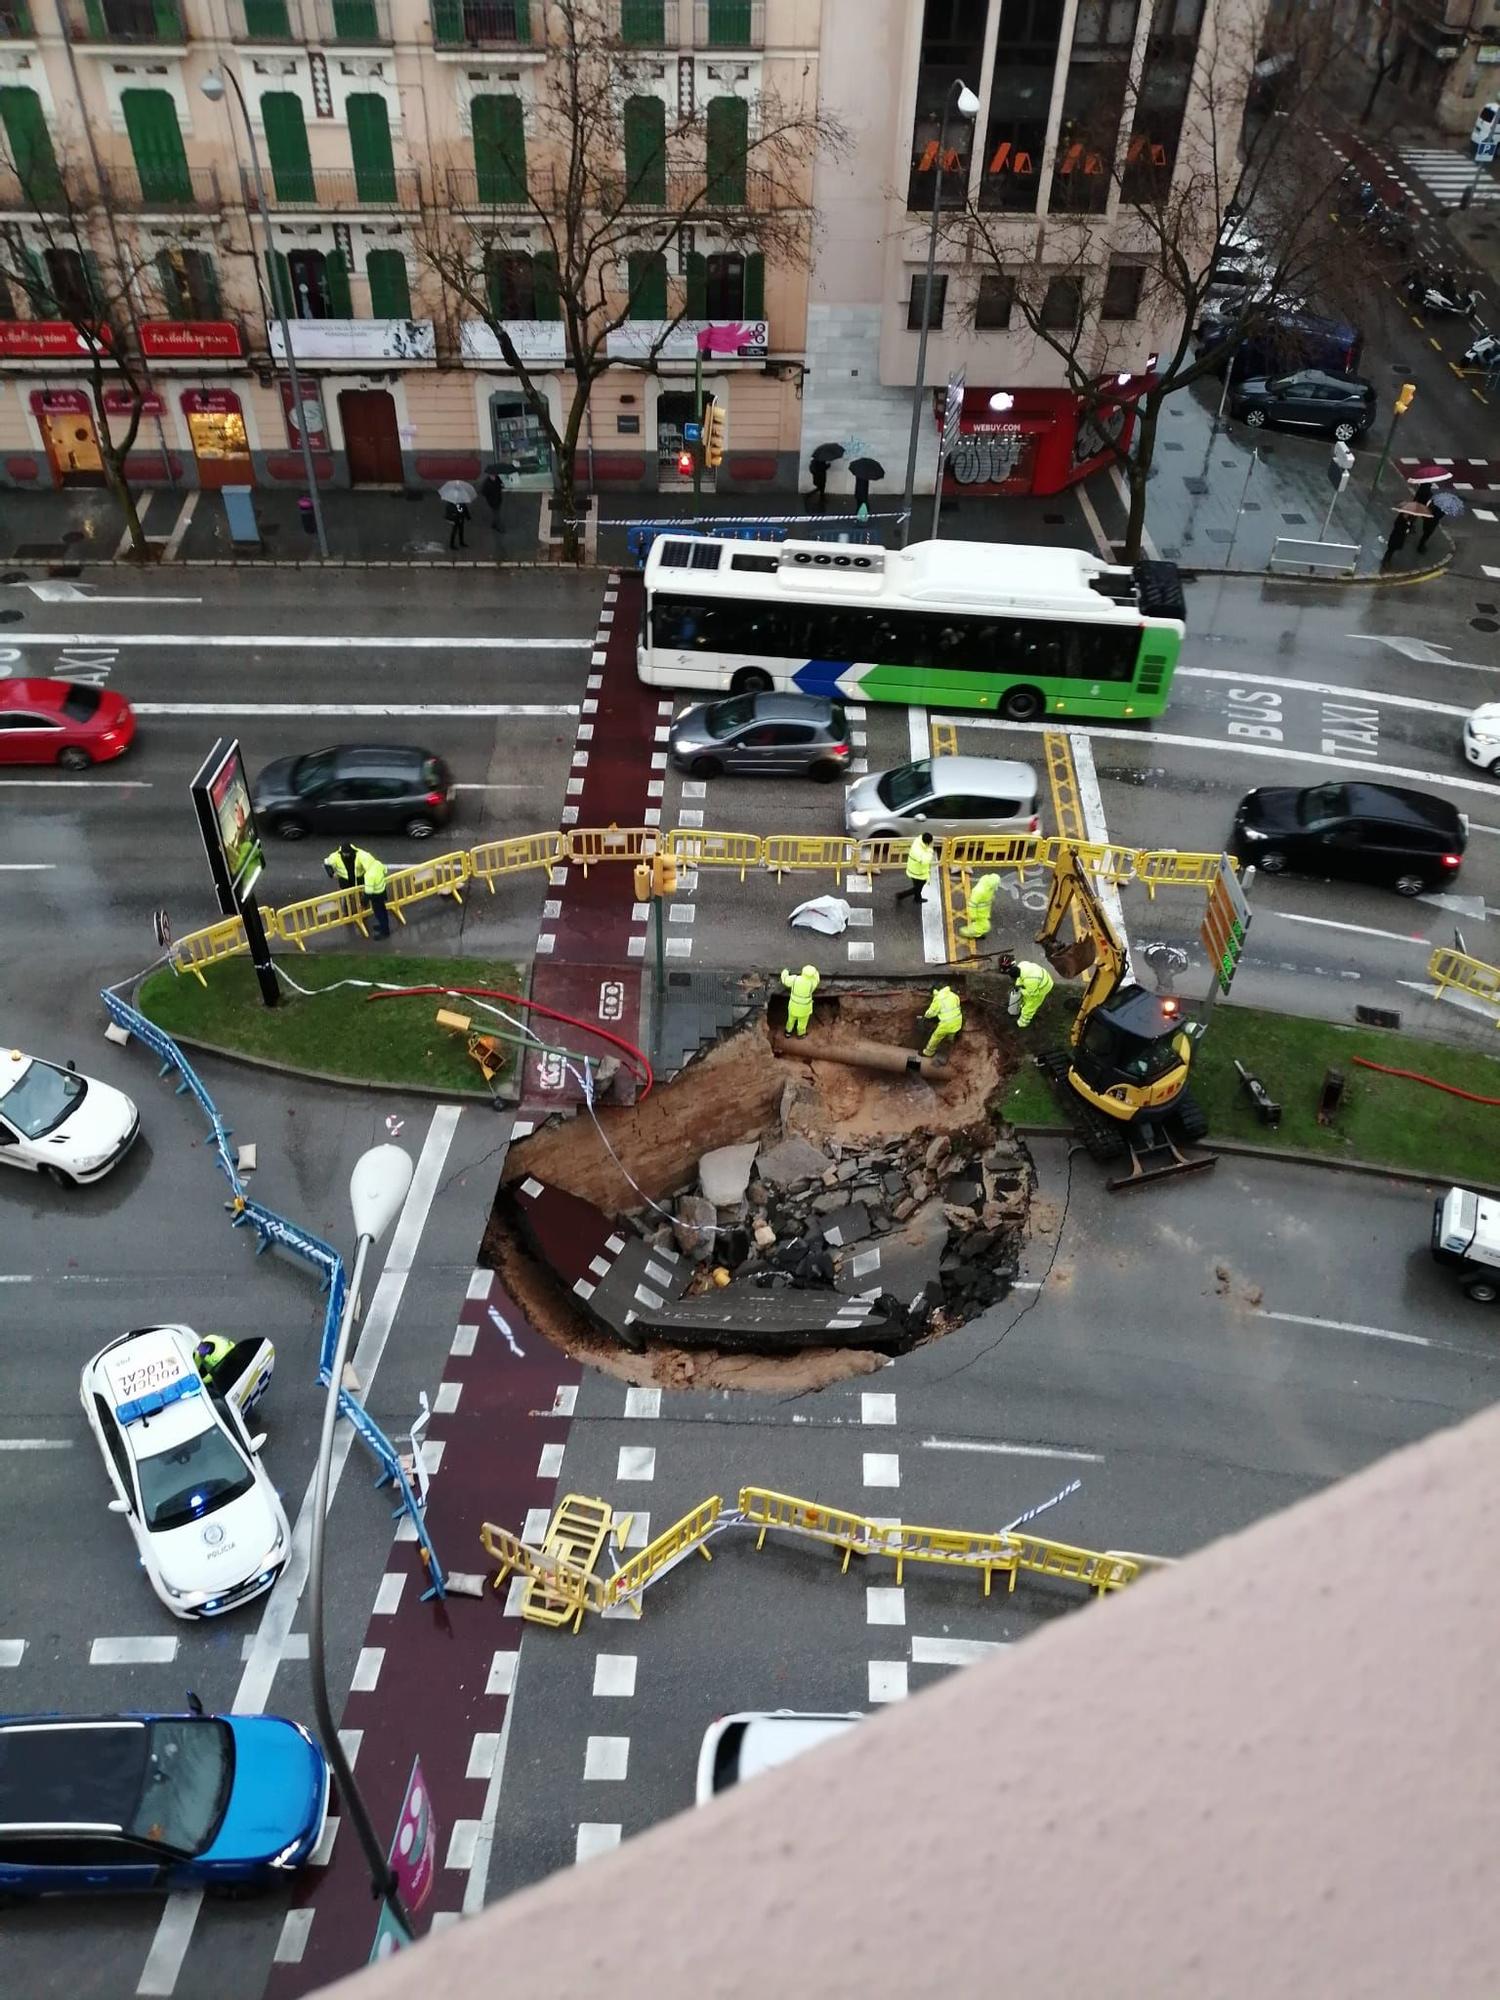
[1005,1004,1500,1187]
[138,956,523,1095]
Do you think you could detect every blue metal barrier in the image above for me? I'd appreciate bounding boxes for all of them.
[100,987,446,1600]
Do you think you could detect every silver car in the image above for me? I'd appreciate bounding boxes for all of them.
[844,753,1040,840]
[668,692,852,781]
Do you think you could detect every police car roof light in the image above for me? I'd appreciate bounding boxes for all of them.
[116,1373,203,1428]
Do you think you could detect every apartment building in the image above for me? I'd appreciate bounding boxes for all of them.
[802,0,1257,506]
[0,0,817,495]
[1334,0,1500,136]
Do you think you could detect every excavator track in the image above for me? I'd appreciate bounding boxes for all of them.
[1033,1056,1216,1191]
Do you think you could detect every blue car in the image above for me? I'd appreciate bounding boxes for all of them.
[0,1705,329,1898]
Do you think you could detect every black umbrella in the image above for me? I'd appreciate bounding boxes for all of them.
[848,456,885,509]
[810,441,845,467]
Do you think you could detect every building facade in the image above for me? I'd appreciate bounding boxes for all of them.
[1334,0,1500,137]
[801,0,1255,507]
[0,0,817,495]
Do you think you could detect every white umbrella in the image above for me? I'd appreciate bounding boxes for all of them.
[439,480,477,505]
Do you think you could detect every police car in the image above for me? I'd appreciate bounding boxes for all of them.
[0,1047,139,1187]
[80,1327,288,1620]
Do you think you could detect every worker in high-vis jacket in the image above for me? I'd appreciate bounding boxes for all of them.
[894,830,935,905]
[192,1333,236,1391]
[780,963,821,1036]
[959,872,1002,940]
[922,983,964,1059]
[1004,956,1055,1029]
[324,841,391,938]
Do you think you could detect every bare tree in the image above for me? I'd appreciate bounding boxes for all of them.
[413,0,842,559]
[942,0,1390,559]
[1357,0,1409,127]
[0,138,165,558]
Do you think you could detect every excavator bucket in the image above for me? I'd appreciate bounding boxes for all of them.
[1044,934,1097,979]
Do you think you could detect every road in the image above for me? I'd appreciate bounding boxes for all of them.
[0,532,1498,1998]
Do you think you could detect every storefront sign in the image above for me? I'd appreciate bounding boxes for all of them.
[460,319,567,367]
[102,387,165,417]
[606,319,769,363]
[140,321,244,360]
[182,389,244,417]
[0,322,112,360]
[29,388,92,415]
[278,379,328,453]
[270,319,435,363]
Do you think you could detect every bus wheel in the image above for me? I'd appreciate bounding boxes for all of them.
[1000,686,1044,722]
[730,667,773,694]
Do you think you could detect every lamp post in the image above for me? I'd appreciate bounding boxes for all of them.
[308,1144,415,1939]
[201,67,329,559]
[900,79,979,548]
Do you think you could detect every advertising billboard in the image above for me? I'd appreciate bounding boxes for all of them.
[190,738,264,915]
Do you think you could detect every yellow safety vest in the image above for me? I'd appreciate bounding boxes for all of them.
[927,986,963,1029]
[361,852,388,894]
[969,873,1001,911]
[781,967,820,1004]
[905,836,934,883]
[1016,961,1053,1003]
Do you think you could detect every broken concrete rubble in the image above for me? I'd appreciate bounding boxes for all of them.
[754,1135,832,1191]
[698,1141,759,1207]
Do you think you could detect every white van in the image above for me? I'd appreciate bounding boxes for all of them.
[694,1711,862,1804]
[1471,102,1499,154]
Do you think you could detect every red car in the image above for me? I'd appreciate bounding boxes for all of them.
[0,678,136,769]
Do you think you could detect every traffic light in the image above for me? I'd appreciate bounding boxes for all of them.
[1394,381,1416,415]
[703,403,726,468]
[652,852,679,896]
[675,448,695,477]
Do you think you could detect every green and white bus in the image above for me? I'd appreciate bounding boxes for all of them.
[637,534,1185,721]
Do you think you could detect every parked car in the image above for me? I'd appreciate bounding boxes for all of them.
[694,1711,862,1805]
[1462,703,1500,773]
[1472,100,1499,154]
[251,744,455,841]
[0,1706,329,1899]
[668,692,852,780]
[1229,369,1375,440]
[1432,1185,1500,1303]
[844,754,1040,841]
[0,679,135,769]
[1197,309,1361,384]
[0,1047,139,1187]
[1229,781,1467,896]
[80,1325,289,1620]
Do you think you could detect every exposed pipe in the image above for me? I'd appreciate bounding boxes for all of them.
[773,1032,952,1082]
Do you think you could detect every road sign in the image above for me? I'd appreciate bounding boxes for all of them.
[1478,135,1498,164]
[682,421,702,443]
[1200,855,1251,995]
[1326,462,1350,494]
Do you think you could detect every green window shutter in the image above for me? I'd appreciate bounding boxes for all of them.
[347,93,395,203]
[81,250,106,319]
[685,250,706,318]
[156,248,186,317]
[152,0,180,35]
[627,251,666,320]
[122,89,191,204]
[261,93,313,203]
[195,251,222,317]
[533,248,559,320]
[624,95,666,206]
[83,0,105,31]
[472,94,526,205]
[366,248,411,317]
[706,0,751,46]
[325,248,352,316]
[332,0,378,37]
[243,0,292,34]
[266,248,293,320]
[620,0,664,43]
[20,245,48,312]
[0,87,60,208]
[742,250,764,318]
[705,95,747,205]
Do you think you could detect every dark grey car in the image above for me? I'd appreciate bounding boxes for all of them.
[252,744,456,841]
[1229,368,1375,440]
[667,693,852,781]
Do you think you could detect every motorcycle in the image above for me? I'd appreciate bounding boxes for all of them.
[1463,329,1500,368]
[1404,268,1481,316]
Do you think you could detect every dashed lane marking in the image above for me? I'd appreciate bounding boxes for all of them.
[1259,1309,1434,1349]
[863,1451,901,1487]
[861,1392,897,1425]
[592,1655,638,1697]
[0,632,591,650]
[920,1437,1104,1463]
[584,1735,631,1781]
[867,1587,906,1626]
[911,1636,1007,1666]
[575,1824,622,1863]
[868,1661,909,1703]
[90,1637,177,1665]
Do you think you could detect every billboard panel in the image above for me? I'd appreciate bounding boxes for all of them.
[190,738,265,915]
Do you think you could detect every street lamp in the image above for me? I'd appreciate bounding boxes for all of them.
[900,79,980,547]
[201,67,329,559]
[308,1144,415,1938]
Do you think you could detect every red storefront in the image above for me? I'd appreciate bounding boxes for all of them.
[938,381,1146,498]
[28,388,104,486]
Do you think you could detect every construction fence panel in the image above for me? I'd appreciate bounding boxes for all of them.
[762,834,863,881]
[738,1486,883,1570]
[879,1522,1021,1597]
[1008,1532,1143,1596]
[1134,849,1231,898]
[479,1521,608,1622]
[385,850,470,927]
[274,883,370,950]
[468,832,566,894]
[941,833,1054,875]
[567,826,655,875]
[667,830,762,881]
[169,915,251,985]
[853,836,921,876]
[606,1495,723,1607]
[1430,946,1500,1017]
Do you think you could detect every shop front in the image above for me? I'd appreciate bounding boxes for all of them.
[461,321,565,493]
[939,381,1144,498]
[30,389,104,487]
[181,389,252,489]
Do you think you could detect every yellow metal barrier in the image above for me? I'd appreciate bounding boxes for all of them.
[666,829,762,881]
[762,834,863,881]
[525,1494,620,1632]
[853,836,920,876]
[1430,945,1500,1018]
[739,1487,1019,1597]
[605,1495,723,1613]
[942,833,1055,874]
[1005,1532,1143,1597]
[567,826,654,876]
[479,1519,608,1628]
[273,883,370,950]
[384,850,469,929]
[1134,849,1234,899]
[468,831,566,894]
[169,915,250,985]
[1044,732,1086,846]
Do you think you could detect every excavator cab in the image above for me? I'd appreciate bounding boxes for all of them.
[1069,987,1194,1120]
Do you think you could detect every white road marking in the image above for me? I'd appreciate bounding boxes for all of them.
[868,1660,909,1703]
[1180,664,1471,719]
[616,1445,656,1481]
[1484,566,1500,581]
[1259,1308,1435,1349]
[1263,911,1428,946]
[1469,823,1500,837]
[537,1441,565,1477]
[136,1105,459,1998]
[162,489,200,562]
[1069,731,1129,959]
[575,1823,622,1863]
[1108,465,1159,559]
[273,1910,315,1964]
[17,582,199,605]
[1353,635,1492,675]
[866,1586,906,1626]
[0,863,57,871]
[0,1276,32,1283]
[583,1735,630,1781]
[911,1636,1007,1665]
[921,1437,1104,1463]
[1075,481,1115,561]
[592,1655,638,1697]
[132,703,578,717]
[0,1640,26,1667]
[372,1572,406,1615]
[486,1649,518,1695]
[444,1819,480,1869]
[350,1646,385,1691]
[466,1732,502,1780]
[0,632,589,650]
[862,1451,901,1487]
[861,1391,897,1425]
[90,1636,178,1665]
[623,1386,660,1418]
[0,1437,72,1450]
[0,778,151,788]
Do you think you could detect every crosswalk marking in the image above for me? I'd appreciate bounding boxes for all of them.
[1398,145,1500,207]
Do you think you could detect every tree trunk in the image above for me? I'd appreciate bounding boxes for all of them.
[553,381,593,564]
[103,456,149,560]
[1120,395,1161,563]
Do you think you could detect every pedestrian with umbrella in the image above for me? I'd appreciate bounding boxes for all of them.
[1403,463,1461,554]
[807,441,843,515]
[848,456,884,522]
[1424,486,1466,551]
[440,478,475,551]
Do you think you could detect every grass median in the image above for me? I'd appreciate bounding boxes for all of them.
[138,955,524,1094]
[1004,1001,1500,1185]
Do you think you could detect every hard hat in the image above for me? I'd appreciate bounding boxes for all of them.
[803,964,817,980]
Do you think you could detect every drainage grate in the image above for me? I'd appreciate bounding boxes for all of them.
[0,609,21,623]
[1355,1005,1401,1029]
[1183,477,1209,495]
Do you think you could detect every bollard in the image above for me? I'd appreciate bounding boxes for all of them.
[1316,1065,1345,1126]
[297,495,316,535]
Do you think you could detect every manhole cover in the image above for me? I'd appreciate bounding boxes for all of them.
[1206,528,1233,543]
[1281,512,1308,526]
[1183,477,1209,495]
[1474,617,1500,632]
[1242,500,1262,511]
[1355,1005,1401,1029]
[0,609,22,623]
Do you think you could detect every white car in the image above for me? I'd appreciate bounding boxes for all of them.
[81,1325,288,1620]
[0,1047,139,1186]
[1463,704,1500,774]
[694,1711,863,1805]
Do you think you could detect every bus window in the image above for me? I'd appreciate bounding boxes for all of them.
[1070,626,1138,682]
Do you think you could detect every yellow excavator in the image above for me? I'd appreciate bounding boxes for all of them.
[1031,845,1214,1189]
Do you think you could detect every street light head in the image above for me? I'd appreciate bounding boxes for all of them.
[955,83,981,121]
[349,1144,413,1244]
[200,69,226,102]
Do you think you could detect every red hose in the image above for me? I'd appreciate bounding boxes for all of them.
[368,984,654,1099]
[1352,1055,1500,1107]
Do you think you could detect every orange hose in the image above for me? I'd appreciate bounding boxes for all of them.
[1351,1055,1500,1107]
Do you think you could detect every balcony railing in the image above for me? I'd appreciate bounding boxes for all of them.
[432,0,537,49]
[0,165,65,211]
[693,0,762,48]
[63,0,188,44]
[312,0,392,42]
[245,163,421,210]
[447,162,793,214]
[0,4,35,36]
[446,164,537,211]
[104,162,221,211]
[611,0,680,44]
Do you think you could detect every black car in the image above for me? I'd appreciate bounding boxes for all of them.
[1230,781,1467,896]
[252,745,455,841]
[1228,368,1375,440]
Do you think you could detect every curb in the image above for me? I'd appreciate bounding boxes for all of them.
[129,1019,506,1104]
[1010,1122,1500,1197]
[1179,552,1453,588]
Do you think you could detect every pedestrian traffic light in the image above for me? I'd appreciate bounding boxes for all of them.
[703,403,726,469]
[652,853,679,896]
[675,448,694,476]
[634,862,652,902]
[1394,382,1416,415]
